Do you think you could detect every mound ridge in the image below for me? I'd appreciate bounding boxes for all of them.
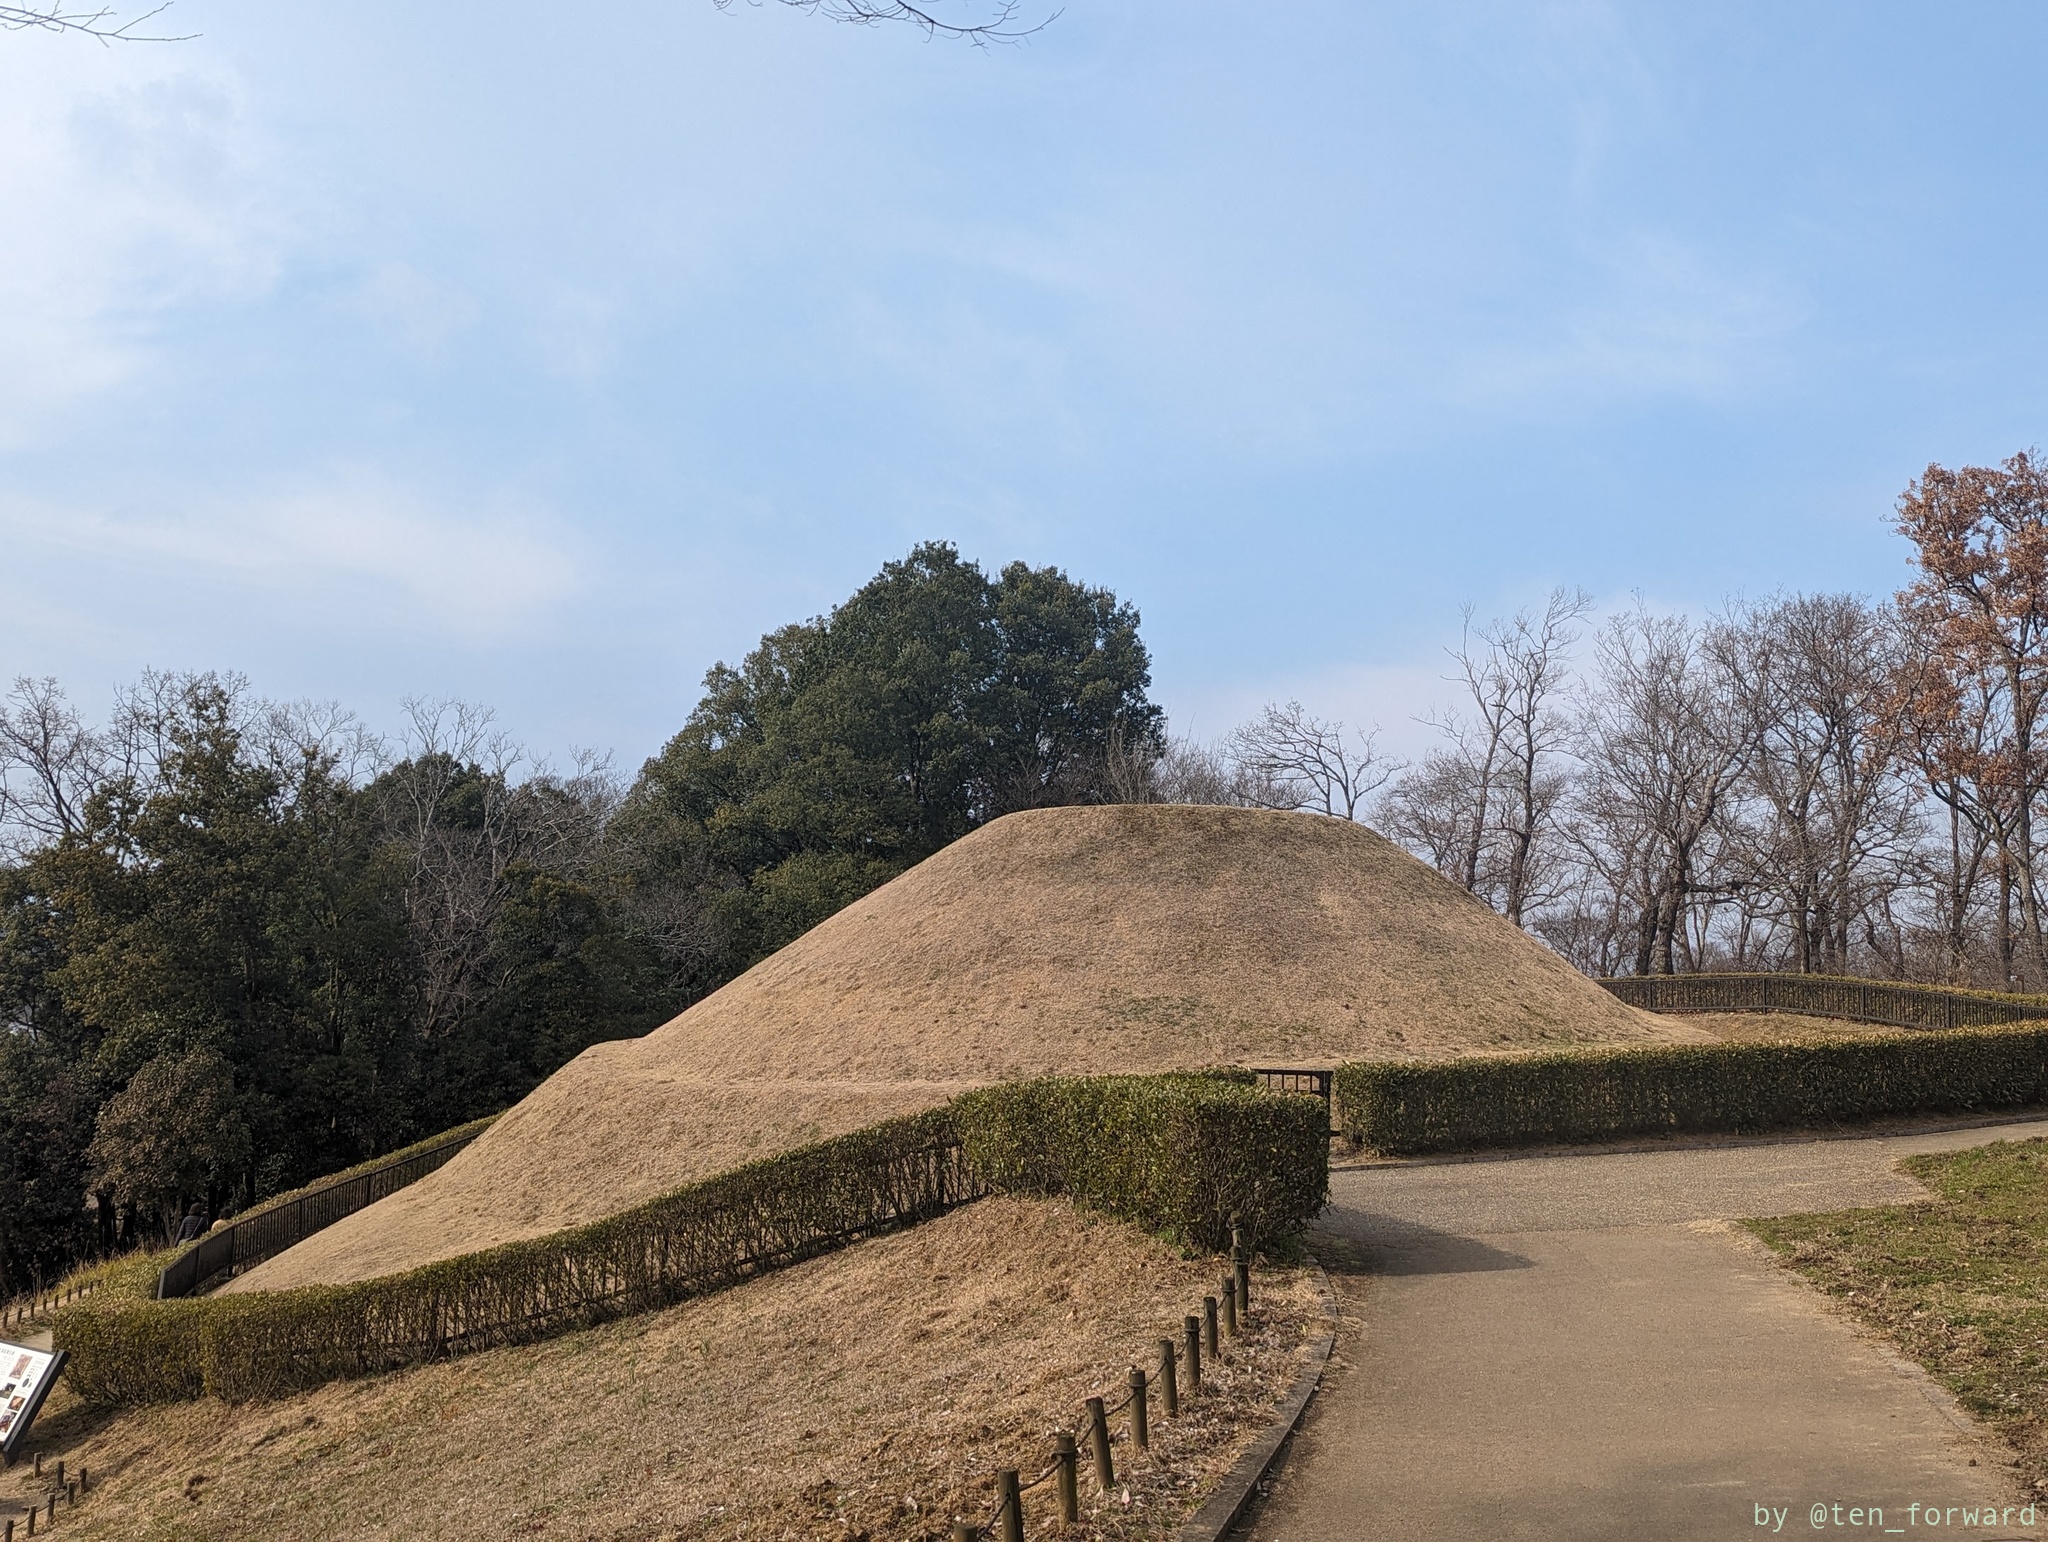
[233,804,1701,1290]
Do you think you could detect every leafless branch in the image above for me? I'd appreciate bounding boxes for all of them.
[712,0,1054,45]
[0,3,194,42]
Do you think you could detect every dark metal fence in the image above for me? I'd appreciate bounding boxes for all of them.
[1600,973,2048,1032]
[1249,1068,1332,1104]
[155,1123,493,1300]
[1250,1069,1334,1137]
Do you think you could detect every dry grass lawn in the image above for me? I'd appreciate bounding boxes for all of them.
[1678,1011,1898,1044]
[239,804,1697,1290]
[1749,1139,2048,1497]
[15,1198,1324,1542]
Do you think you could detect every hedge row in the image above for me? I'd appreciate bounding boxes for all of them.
[958,1072,1329,1252]
[1333,1021,2048,1155]
[56,1073,1329,1405]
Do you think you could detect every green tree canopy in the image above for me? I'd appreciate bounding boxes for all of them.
[630,541,1161,970]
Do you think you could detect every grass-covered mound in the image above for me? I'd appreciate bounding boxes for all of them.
[237,804,1684,1292]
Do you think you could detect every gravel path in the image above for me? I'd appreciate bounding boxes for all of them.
[1241,1120,2048,1542]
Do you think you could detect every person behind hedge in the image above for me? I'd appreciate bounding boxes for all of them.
[175,1203,208,1243]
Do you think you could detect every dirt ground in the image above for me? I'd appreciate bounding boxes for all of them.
[238,804,1696,1291]
[15,1197,1324,1542]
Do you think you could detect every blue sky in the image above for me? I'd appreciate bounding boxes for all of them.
[3,1,2043,769]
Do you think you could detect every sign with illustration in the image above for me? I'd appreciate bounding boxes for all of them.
[0,1342,65,1463]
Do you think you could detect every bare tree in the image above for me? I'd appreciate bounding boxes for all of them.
[1575,606,1749,975]
[0,678,106,854]
[1380,588,1588,925]
[1226,701,1398,820]
[1711,594,1919,975]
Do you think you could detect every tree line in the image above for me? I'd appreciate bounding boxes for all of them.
[0,542,1159,1291]
[1137,451,2048,993]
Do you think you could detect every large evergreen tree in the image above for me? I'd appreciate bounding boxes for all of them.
[630,542,1161,972]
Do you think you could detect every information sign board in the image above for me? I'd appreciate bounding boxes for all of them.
[0,1341,65,1463]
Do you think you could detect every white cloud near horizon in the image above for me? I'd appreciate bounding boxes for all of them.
[0,473,586,643]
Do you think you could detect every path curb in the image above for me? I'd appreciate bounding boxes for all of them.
[1174,1262,1341,1542]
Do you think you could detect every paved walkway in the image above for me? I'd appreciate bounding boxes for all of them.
[1243,1121,2048,1542]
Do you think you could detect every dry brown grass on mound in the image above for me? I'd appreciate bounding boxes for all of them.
[240,805,1695,1291]
[20,1198,1324,1542]
[1679,1011,1901,1044]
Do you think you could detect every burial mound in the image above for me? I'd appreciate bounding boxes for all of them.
[233,803,1699,1289]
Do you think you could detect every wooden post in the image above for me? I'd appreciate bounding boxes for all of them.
[1222,1275,1238,1336]
[1085,1396,1114,1489]
[1054,1431,1079,1522]
[77,1469,86,1495]
[951,1523,977,1542]
[1234,1247,1250,1315]
[51,1463,60,1493]
[62,1484,73,1509]
[24,1504,33,1536]
[996,1469,1023,1542]
[1157,1338,1179,1417]
[1203,1296,1219,1357]
[1128,1367,1149,1449]
[1183,1315,1202,1392]
[30,1455,38,1479]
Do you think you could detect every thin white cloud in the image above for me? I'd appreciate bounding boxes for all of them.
[0,473,585,642]
[1451,233,1803,412]
[0,43,290,447]
[356,262,481,360]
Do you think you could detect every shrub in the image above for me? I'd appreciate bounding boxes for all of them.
[54,1071,1328,1406]
[1334,1023,2048,1155]
[956,1073,1328,1251]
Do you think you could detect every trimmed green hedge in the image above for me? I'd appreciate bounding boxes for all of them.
[956,1072,1328,1251]
[1334,1022,2048,1155]
[56,1072,1328,1405]
[59,1106,970,1404]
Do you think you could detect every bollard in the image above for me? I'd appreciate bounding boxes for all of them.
[1085,1396,1114,1489]
[996,1469,1023,1542]
[52,1463,60,1493]
[1157,1338,1179,1417]
[25,1503,33,1536]
[1233,1227,1251,1314]
[952,1524,978,1542]
[1184,1314,1202,1393]
[6,1515,13,1542]
[43,1498,52,1527]
[1128,1366,1149,1449]
[30,1455,38,1479]
[1054,1431,1079,1523]
[77,1468,87,1495]
[63,1483,73,1508]
[1204,1296,1219,1358]
[1222,1275,1238,1337]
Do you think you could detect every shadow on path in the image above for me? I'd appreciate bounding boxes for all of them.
[1310,1214,1532,1277]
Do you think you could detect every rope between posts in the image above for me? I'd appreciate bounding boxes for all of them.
[948,1240,1253,1537]
[1016,1457,1062,1493]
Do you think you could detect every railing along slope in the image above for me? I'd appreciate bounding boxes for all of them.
[155,1118,496,1300]
[1600,972,2048,1032]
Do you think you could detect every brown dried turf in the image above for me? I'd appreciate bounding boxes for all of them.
[24,1197,1324,1542]
[237,804,1700,1291]
[1678,1011,1901,1044]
